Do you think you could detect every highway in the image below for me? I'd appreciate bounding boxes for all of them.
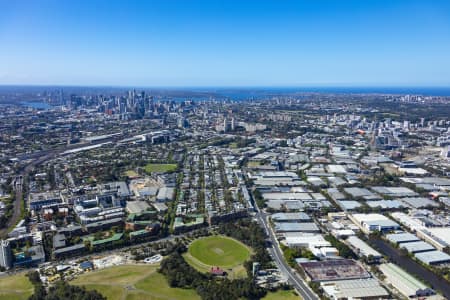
[254,206,319,300]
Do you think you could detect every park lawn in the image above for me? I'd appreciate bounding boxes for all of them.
[134,271,200,300]
[72,265,157,286]
[80,284,125,300]
[183,252,248,279]
[263,289,302,300]
[229,142,238,149]
[247,161,261,167]
[188,235,251,267]
[124,170,139,178]
[0,293,29,300]
[0,274,34,300]
[183,252,211,273]
[125,291,161,300]
[144,163,177,174]
[72,264,199,300]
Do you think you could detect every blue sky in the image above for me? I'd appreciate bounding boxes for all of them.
[0,0,449,86]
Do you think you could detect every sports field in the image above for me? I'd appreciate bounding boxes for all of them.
[72,264,199,300]
[124,170,139,178]
[144,163,177,173]
[0,273,34,300]
[189,235,251,267]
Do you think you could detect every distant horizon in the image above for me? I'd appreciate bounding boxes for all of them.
[1,84,450,89]
[2,84,450,97]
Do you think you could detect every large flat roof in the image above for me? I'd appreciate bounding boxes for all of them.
[284,234,330,247]
[266,200,304,210]
[271,212,311,222]
[338,200,361,210]
[326,164,348,174]
[274,222,319,233]
[415,250,450,265]
[366,200,403,209]
[400,177,450,187]
[344,187,380,200]
[400,241,435,253]
[126,200,151,214]
[257,171,299,178]
[263,192,312,201]
[347,236,382,257]
[322,278,389,299]
[379,263,431,298]
[326,188,346,200]
[398,197,438,208]
[386,232,420,244]
[371,186,418,197]
[352,213,390,222]
[426,227,450,246]
[53,243,85,254]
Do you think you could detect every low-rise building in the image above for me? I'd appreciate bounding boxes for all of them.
[29,192,62,211]
[346,236,382,261]
[379,263,435,298]
[350,213,400,233]
[274,222,320,233]
[414,250,450,266]
[321,278,389,300]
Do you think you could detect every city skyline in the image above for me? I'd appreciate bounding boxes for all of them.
[1,0,450,87]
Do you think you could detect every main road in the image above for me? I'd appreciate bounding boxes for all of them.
[254,205,319,300]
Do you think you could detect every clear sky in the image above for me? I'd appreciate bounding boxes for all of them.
[1,0,450,87]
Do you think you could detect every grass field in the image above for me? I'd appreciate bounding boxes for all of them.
[0,273,34,300]
[247,161,261,167]
[124,170,140,178]
[134,272,199,299]
[144,163,177,173]
[188,235,251,267]
[72,264,199,300]
[183,251,248,279]
[263,289,302,299]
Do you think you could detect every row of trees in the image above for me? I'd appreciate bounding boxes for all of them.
[324,234,357,259]
[217,219,273,271]
[280,244,316,267]
[159,252,266,300]
[158,218,275,299]
[0,191,14,229]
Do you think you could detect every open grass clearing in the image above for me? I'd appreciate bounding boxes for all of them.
[72,264,157,286]
[72,264,199,300]
[0,294,28,300]
[134,271,200,300]
[263,289,302,299]
[183,251,248,279]
[124,170,140,178]
[247,161,261,167]
[144,164,178,173]
[81,284,125,300]
[0,273,34,300]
